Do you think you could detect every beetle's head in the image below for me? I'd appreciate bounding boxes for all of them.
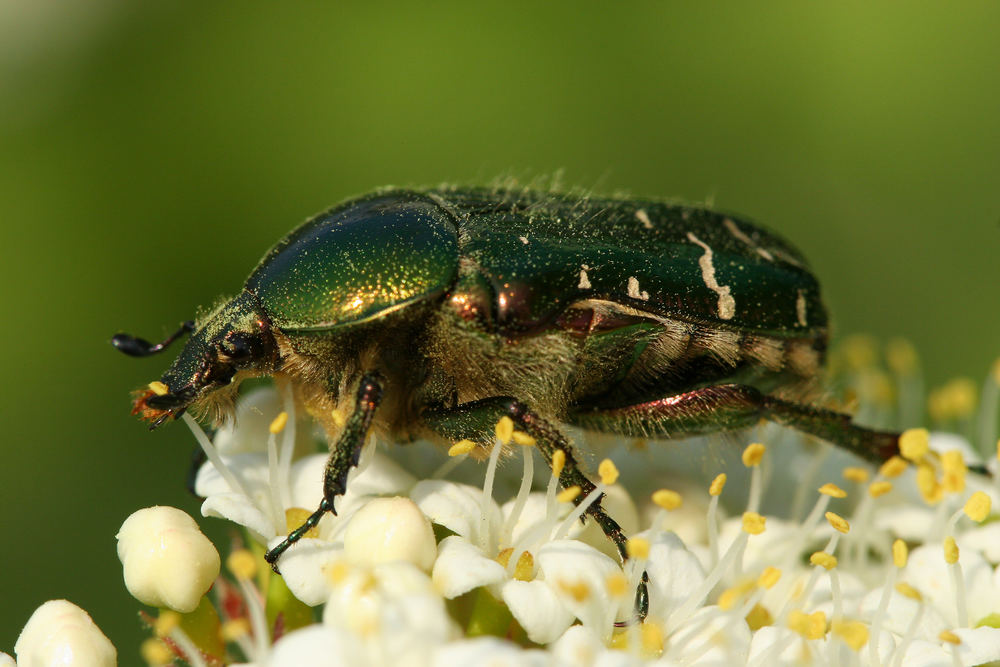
[114,293,278,427]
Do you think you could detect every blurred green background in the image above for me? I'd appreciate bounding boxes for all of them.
[2,1,999,657]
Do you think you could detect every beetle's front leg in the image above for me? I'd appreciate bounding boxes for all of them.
[264,372,383,571]
[422,397,649,623]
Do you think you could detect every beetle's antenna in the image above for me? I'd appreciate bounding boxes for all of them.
[112,320,195,357]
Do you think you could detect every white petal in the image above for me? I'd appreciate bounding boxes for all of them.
[284,454,329,511]
[894,639,954,667]
[194,452,270,498]
[340,450,417,499]
[669,606,750,664]
[376,594,458,666]
[639,530,706,621]
[213,386,318,457]
[905,543,995,625]
[948,626,1000,665]
[536,539,621,638]
[501,579,574,644]
[373,561,438,597]
[858,587,949,638]
[201,492,277,541]
[411,480,502,546]
[550,625,607,667]
[747,625,806,665]
[929,431,983,465]
[265,625,367,667]
[0,653,13,666]
[15,600,116,667]
[116,506,220,613]
[343,497,437,571]
[872,504,937,542]
[432,536,506,599]
[957,522,1000,563]
[270,537,343,606]
[432,637,546,667]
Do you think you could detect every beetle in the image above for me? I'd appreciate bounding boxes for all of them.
[113,185,904,621]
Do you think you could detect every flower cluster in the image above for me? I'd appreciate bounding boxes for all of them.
[7,338,1000,666]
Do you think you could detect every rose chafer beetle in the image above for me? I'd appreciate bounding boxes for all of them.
[113,186,905,621]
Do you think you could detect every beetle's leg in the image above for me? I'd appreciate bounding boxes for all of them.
[571,383,900,464]
[264,372,383,571]
[422,397,650,623]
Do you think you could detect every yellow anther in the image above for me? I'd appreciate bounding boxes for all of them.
[226,549,257,580]
[626,537,650,560]
[810,551,838,570]
[916,463,942,505]
[886,338,918,375]
[511,430,536,447]
[556,486,582,503]
[842,334,877,370]
[742,443,766,467]
[831,620,869,651]
[551,449,566,478]
[895,582,922,600]
[448,439,476,457]
[269,411,289,434]
[843,467,871,484]
[928,378,977,422]
[709,473,727,496]
[640,622,665,656]
[893,539,908,568]
[326,561,351,585]
[140,638,173,666]
[819,483,847,498]
[598,458,620,485]
[746,603,773,630]
[868,481,893,498]
[330,407,347,429]
[496,548,534,581]
[825,511,850,534]
[899,428,930,462]
[964,491,992,523]
[757,566,782,589]
[148,381,169,396]
[285,507,319,538]
[557,579,591,602]
[719,581,754,611]
[944,536,959,564]
[605,572,628,597]
[941,450,967,494]
[495,416,514,445]
[154,610,181,637]
[788,610,827,640]
[221,618,251,641]
[939,630,962,645]
[651,489,682,510]
[742,512,766,535]
[879,456,908,478]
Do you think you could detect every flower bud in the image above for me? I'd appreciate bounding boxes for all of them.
[117,506,220,613]
[15,600,116,666]
[343,497,436,572]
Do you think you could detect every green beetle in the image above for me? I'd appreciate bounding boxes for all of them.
[114,186,902,620]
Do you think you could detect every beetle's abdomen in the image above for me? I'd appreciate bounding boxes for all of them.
[246,192,459,332]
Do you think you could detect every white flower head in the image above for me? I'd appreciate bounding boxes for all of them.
[116,505,220,612]
[14,600,116,667]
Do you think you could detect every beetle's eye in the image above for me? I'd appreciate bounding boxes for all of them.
[219,333,253,361]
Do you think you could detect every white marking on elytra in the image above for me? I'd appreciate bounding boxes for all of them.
[796,289,808,327]
[635,208,654,229]
[723,218,774,262]
[519,236,529,244]
[686,232,736,320]
[627,276,649,300]
[578,264,592,289]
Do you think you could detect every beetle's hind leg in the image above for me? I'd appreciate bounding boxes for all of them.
[422,397,650,624]
[570,383,901,464]
[264,372,383,571]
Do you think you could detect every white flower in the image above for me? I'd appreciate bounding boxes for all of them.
[116,506,220,612]
[14,600,116,667]
[431,637,548,667]
[265,625,367,667]
[343,496,437,572]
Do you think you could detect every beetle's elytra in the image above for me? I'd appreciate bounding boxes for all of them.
[114,186,903,621]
